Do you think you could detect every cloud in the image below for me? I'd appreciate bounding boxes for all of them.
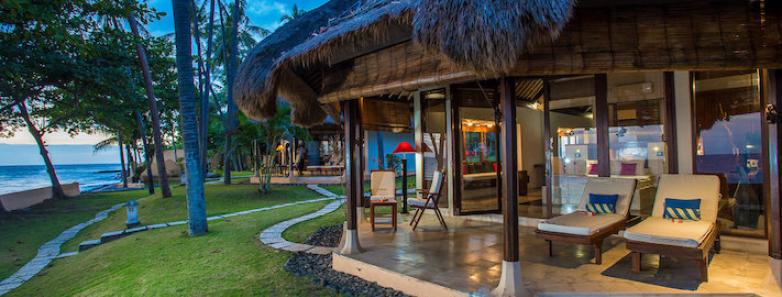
[247,1,287,16]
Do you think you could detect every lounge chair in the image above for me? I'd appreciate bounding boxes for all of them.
[536,177,637,264]
[369,170,396,202]
[407,171,447,231]
[623,174,720,282]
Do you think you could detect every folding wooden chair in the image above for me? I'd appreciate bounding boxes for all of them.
[407,171,447,231]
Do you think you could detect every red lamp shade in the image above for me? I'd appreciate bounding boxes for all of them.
[392,141,416,154]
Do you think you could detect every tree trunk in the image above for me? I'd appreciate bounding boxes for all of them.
[126,143,136,182]
[223,135,233,184]
[222,0,241,185]
[136,111,155,195]
[118,135,128,188]
[128,13,172,198]
[173,0,207,236]
[18,102,66,199]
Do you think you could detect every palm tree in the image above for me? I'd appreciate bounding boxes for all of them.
[128,13,172,198]
[173,0,208,236]
[280,4,306,23]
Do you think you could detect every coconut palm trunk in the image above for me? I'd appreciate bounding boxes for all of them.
[18,102,66,199]
[173,0,207,236]
[222,0,241,185]
[136,111,155,195]
[200,0,216,178]
[128,13,172,198]
[118,135,128,188]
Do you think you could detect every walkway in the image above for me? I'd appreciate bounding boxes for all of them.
[259,185,344,254]
[0,203,125,295]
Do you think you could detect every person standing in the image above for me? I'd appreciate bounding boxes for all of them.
[295,142,307,176]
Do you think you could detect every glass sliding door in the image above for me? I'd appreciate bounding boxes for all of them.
[421,89,449,208]
[455,83,501,213]
[546,76,596,215]
[693,70,765,238]
[607,72,668,216]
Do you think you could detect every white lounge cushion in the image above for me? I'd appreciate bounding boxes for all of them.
[576,177,638,216]
[538,212,625,236]
[370,195,395,201]
[624,217,714,248]
[408,198,434,208]
[652,174,720,223]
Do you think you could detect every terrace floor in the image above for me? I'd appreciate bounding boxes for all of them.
[339,213,781,296]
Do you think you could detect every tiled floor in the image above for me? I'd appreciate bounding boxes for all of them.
[349,213,781,296]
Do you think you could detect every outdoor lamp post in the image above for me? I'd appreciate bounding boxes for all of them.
[392,141,416,214]
[126,200,140,228]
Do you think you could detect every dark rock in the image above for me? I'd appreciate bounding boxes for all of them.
[286,225,409,297]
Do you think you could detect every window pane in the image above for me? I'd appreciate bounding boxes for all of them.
[693,70,764,238]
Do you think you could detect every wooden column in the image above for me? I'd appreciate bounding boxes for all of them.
[663,71,679,174]
[499,77,519,262]
[343,99,360,230]
[594,74,610,177]
[356,99,365,208]
[543,80,554,219]
[449,86,463,215]
[765,70,782,259]
[414,92,424,192]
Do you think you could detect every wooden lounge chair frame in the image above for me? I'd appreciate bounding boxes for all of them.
[536,219,626,265]
[408,171,447,231]
[626,226,718,282]
[535,178,637,265]
[624,174,721,282]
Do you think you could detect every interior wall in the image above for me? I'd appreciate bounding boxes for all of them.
[517,106,545,189]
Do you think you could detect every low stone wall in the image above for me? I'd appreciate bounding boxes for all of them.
[0,183,80,211]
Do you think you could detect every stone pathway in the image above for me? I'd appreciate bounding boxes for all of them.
[0,184,340,296]
[0,203,125,296]
[259,186,343,255]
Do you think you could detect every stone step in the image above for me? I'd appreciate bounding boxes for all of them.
[78,239,102,252]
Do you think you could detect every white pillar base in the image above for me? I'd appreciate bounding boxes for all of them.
[769,257,782,289]
[356,206,364,222]
[492,261,533,297]
[338,223,362,255]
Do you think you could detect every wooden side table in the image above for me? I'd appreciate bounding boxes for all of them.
[370,199,397,231]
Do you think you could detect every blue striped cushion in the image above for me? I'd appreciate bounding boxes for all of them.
[586,193,618,214]
[663,198,701,221]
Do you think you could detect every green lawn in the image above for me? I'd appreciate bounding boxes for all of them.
[0,190,145,280]
[8,202,339,297]
[283,206,346,244]
[322,175,417,196]
[62,183,321,252]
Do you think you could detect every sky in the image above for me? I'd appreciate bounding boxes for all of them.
[0,0,329,165]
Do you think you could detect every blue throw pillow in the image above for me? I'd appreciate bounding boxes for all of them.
[663,198,701,221]
[586,193,619,214]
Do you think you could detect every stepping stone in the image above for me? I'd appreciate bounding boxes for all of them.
[167,220,187,226]
[307,246,335,255]
[148,223,168,230]
[56,252,78,258]
[79,239,102,251]
[100,230,126,243]
[125,226,148,234]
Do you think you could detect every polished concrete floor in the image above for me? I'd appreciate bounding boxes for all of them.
[350,213,781,296]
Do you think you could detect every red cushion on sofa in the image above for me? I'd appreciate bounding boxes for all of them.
[620,163,637,176]
[588,163,599,175]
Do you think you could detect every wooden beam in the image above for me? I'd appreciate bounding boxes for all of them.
[664,71,679,174]
[342,99,360,230]
[499,77,520,262]
[543,80,554,219]
[765,70,782,259]
[594,74,610,177]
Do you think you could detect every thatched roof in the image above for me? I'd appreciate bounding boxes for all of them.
[234,0,577,126]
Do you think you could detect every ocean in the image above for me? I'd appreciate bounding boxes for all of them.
[0,164,122,195]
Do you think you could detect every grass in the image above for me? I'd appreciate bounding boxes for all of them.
[0,190,145,280]
[283,206,346,244]
[322,175,417,196]
[61,183,322,252]
[8,202,339,297]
